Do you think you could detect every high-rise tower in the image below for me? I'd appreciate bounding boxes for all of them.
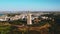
[27,12,32,25]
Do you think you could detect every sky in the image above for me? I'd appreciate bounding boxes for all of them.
[0,0,60,11]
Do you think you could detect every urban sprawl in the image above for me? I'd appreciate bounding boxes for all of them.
[0,12,60,34]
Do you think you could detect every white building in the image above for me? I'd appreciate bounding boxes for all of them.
[0,15,10,21]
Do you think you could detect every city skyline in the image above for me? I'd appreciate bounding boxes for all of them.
[0,0,60,11]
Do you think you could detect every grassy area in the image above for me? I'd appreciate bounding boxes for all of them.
[0,22,11,34]
[0,25,11,34]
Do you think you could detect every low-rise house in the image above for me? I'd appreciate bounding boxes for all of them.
[0,15,10,21]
